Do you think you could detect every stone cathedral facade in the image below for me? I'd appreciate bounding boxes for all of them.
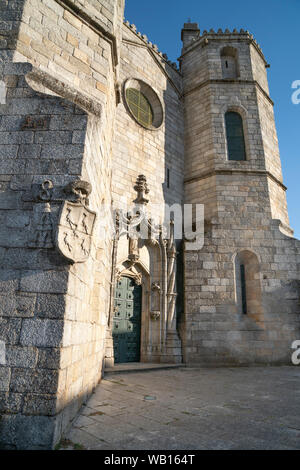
[0,0,299,449]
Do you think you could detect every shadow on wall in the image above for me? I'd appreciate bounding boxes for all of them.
[161,79,185,337]
[0,59,90,450]
[0,385,95,449]
[0,1,24,64]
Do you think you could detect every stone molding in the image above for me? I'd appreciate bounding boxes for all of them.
[183,79,274,106]
[27,69,102,117]
[184,168,287,192]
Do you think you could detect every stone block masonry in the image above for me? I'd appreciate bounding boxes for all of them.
[0,0,122,449]
[181,27,300,365]
[0,61,85,449]
[0,0,299,451]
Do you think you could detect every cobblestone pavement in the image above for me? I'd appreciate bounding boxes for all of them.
[63,366,300,450]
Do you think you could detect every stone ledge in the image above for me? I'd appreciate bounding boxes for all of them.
[27,68,102,117]
[105,362,185,376]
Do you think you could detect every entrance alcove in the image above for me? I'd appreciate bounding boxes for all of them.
[113,275,142,363]
[111,234,165,364]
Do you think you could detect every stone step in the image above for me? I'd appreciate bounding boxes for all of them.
[104,362,186,376]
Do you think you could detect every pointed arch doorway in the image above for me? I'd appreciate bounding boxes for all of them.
[112,276,142,363]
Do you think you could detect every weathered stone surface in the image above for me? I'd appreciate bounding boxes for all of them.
[0,269,19,293]
[20,270,69,294]
[20,319,64,347]
[0,366,10,392]
[23,394,57,415]
[0,414,56,450]
[0,392,22,414]
[0,293,36,317]
[37,348,61,370]
[10,368,59,394]
[6,346,38,368]
[0,318,22,345]
[35,294,66,319]
[5,212,30,228]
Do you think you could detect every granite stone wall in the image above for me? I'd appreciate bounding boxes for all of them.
[0,1,299,450]
[0,0,122,450]
[181,27,300,365]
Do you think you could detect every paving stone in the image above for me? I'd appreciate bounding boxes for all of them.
[65,367,300,450]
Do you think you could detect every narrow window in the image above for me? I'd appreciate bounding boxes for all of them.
[240,264,247,314]
[220,47,239,79]
[225,111,246,161]
[166,168,170,188]
[234,250,262,320]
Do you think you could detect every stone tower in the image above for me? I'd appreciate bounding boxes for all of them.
[181,25,300,365]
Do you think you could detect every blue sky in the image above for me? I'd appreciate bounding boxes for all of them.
[125,0,300,239]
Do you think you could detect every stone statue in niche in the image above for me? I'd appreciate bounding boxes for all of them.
[150,281,161,320]
[55,180,96,263]
[128,235,139,262]
[126,175,150,263]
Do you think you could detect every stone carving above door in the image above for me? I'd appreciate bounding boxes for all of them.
[108,173,182,365]
[115,265,142,286]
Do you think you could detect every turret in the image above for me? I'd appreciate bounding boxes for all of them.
[181,27,291,234]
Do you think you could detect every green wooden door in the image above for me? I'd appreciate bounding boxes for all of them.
[113,277,142,363]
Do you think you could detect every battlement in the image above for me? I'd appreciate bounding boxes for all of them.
[181,26,268,65]
[124,20,180,72]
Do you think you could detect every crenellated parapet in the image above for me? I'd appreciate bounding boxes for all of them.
[123,20,180,72]
[181,25,269,67]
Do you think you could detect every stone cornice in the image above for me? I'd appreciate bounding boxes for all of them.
[183,79,274,106]
[184,168,287,191]
[27,68,102,117]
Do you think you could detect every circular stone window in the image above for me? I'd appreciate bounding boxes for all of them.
[123,79,163,130]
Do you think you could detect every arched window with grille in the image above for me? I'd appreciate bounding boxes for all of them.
[225,111,246,161]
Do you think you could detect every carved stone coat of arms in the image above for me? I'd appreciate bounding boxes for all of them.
[56,201,96,263]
